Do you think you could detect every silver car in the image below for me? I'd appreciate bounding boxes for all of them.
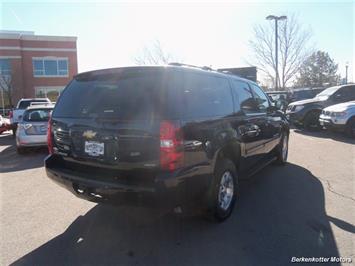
[16,104,54,154]
[319,100,355,137]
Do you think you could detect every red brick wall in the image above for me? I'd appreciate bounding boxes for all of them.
[9,59,24,105]
[0,35,77,105]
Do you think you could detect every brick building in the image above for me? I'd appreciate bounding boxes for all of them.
[0,30,77,107]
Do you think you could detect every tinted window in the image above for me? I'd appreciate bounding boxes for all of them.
[250,83,270,112]
[53,70,177,120]
[231,79,258,114]
[337,86,355,101]
[180,73,233,119]
[23,109,52,122]
[348,86,355,100]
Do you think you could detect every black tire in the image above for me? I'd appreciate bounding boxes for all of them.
[16,146,25,154]
[275,132,289,165]
[345,117,355,138]
[303,111,321,131]
[206,159,238,222]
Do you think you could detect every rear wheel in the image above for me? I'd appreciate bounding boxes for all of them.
[345,117,355,138]
[304,111,321,131]
[206,159,238,222]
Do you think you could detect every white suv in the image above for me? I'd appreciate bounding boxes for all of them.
[319,101,355,137]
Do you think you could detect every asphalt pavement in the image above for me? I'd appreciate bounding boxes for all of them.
[0,130,354,266]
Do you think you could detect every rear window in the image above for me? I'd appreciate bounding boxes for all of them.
[23,109,52,122]
[18,100,49,109]
[53,70,179,120]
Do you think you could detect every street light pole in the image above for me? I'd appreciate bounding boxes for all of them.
[266,15,287,91]
[345,62,349,84]
[274,19,279,90]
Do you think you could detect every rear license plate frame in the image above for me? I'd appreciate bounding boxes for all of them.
[84,141,105,157]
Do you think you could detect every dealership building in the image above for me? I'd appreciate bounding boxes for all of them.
[0,30,77,106]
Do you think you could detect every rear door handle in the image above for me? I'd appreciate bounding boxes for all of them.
[184,140,203,149]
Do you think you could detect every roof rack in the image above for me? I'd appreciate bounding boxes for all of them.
[168,62,213,71]
[29,102,53,106]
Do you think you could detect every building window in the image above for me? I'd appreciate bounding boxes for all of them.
[35,86,65,102]
[32,58,68,77]
[0,59,11,75]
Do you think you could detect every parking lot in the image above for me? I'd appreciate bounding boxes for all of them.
[0,130,354,266]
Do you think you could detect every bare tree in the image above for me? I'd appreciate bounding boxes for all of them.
[249,14,313,89]
[134,40,178,65]
[0,72,14,108]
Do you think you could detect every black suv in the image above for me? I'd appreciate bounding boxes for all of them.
[286,84,355,130]
[45,65,289,221]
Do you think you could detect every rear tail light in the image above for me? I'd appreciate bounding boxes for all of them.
[160,120,184,171]
[9,110,13,119]
[47,117,54,154]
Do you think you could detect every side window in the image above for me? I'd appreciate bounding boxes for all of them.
[337,86,355,101]
[250,83,270,112]
[231,79,258,114]
[181,73,234,119]
[348,86,355,100]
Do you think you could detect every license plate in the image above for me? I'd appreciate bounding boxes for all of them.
[85,141,104,156]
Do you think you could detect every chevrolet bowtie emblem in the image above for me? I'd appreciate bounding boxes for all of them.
[83,130,97,139]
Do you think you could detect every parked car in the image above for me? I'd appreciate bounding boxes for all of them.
[286,84,355,130]
[0,115,11,134]
[45,65,289,222]
[288,87,325,102]
[319,101,355,137]
[10,98,51,136]
[16,104,54,154]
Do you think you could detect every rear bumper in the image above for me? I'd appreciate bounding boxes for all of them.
[16,133,47,147]
[45,155,212,208]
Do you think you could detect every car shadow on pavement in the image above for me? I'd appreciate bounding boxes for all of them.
[0,134,47,173]
[11,163,348,266]
[293,129,355,144]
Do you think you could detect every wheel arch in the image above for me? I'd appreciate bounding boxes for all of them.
[345,115,355,125]
[212,142,241,173]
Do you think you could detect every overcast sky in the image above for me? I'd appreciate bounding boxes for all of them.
[1,0,354,83]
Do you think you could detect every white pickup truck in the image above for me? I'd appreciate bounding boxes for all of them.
[10,98,51,136]
[319,100,355,137]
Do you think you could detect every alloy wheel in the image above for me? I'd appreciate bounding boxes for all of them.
[218,171,234,211]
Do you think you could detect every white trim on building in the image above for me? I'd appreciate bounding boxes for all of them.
[0,33,76,42]
[0,56,22,59]
[0,46,76,52]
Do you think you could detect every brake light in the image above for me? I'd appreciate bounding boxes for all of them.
[47,117,54,154]
[9,110,13,119]
[160,121,184,171]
